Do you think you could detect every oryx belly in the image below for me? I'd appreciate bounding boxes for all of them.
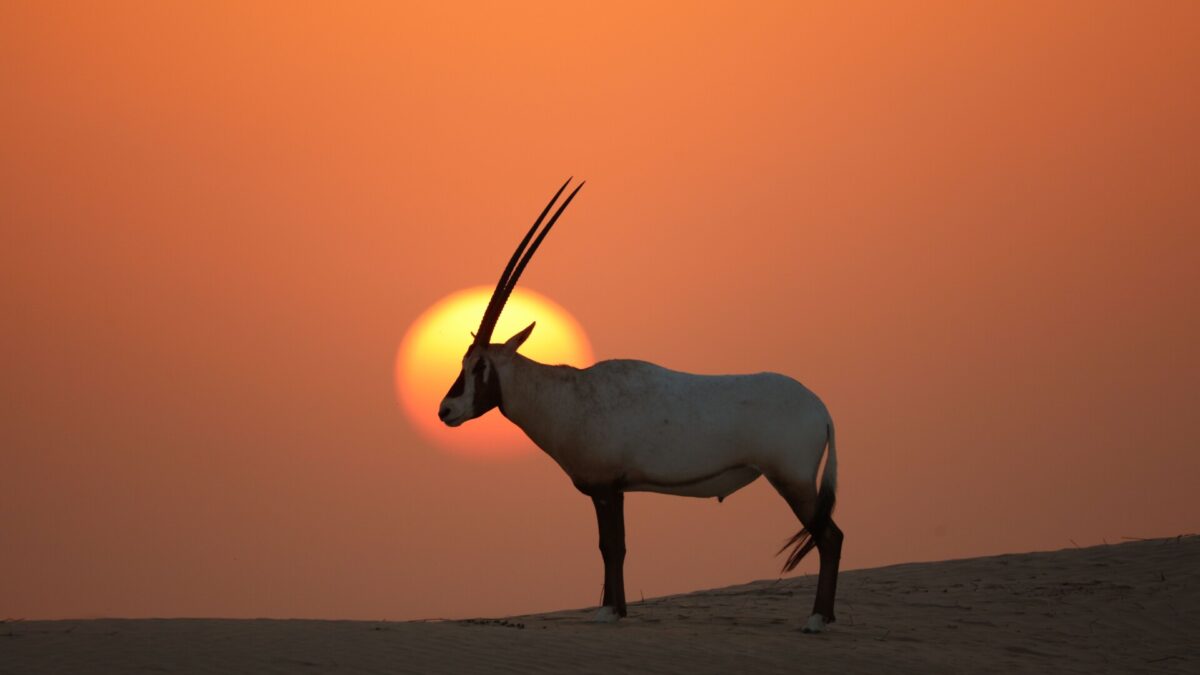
[625,465,762,499]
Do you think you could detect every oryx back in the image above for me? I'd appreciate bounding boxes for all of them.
[561,360,831,499]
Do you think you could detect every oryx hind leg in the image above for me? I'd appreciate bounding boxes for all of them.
[807,517,843,632]
[768,476,843,633]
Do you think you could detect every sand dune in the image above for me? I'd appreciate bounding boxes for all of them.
[4,536,1196,674]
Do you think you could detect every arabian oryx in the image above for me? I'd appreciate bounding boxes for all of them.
[437,179,843,633]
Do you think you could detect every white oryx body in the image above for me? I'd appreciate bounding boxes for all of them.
[483,355,835,501]
[436,179,844,633]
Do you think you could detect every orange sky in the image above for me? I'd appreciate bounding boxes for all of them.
[2,2,1198,620]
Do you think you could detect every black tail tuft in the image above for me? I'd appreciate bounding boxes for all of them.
[776,485,837,573]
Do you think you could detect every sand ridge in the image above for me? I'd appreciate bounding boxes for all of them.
[3,536,1196,674]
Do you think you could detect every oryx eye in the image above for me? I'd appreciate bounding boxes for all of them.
[472,360,486,375]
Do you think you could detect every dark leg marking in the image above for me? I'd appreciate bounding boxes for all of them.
[591,488,627,617]
[773,479,842,627]
[811,519,843,624]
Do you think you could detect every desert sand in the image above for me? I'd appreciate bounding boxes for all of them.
[3,536,1196,674]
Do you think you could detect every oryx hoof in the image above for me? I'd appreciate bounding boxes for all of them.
[802,614,829,634]
[592,606,622,623]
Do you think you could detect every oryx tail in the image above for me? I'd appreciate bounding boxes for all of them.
[778,422,838,572]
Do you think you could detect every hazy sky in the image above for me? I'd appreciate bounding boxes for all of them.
[3,2,1198,620]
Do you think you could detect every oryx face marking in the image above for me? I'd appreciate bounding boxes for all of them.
[438,346,501,427]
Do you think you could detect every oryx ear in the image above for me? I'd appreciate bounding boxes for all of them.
[502,322,535,353]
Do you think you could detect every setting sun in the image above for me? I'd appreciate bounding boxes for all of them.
[396,286,594,457]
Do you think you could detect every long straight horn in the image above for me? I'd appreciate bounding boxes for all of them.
[474,178,575,345]
[498,180,584,305]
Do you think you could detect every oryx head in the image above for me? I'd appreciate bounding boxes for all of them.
[438,178,584,427]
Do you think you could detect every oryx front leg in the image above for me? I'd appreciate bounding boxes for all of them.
[591,488,627,622]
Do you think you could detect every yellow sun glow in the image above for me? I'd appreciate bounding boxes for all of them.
[396,286,594,457]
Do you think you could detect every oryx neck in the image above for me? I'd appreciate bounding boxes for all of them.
[496,353,579,456]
